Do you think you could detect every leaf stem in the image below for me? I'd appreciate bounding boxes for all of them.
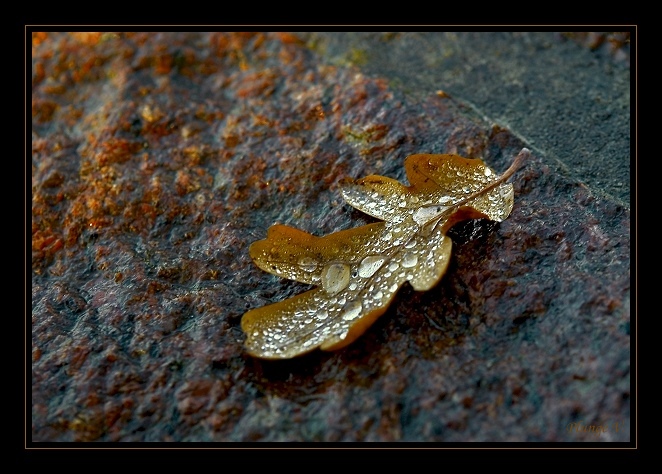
[456,147,530,208]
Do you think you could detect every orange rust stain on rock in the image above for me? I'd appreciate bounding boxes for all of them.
[32,231,64,259]
[70,32,103,45]
[237,70,277,98]
[211,32,266,70]
[155,53,174,75]
[32,32,49,47]
[276,32,305,45]
[252,113,276,128]
[175,169,204,196]
[43,83,67,95]
[224,134,240,148]
[87,217,113,229]
[194,106,224,123]
[305,104,326,121]
[68,344,91,373]
[32,98,59,123]
[32,61,46,85]
[92,138,143,166]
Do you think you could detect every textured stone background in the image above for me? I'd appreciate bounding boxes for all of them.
[31,31,631,444]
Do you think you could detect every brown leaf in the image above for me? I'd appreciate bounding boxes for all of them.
[242,149,529,359]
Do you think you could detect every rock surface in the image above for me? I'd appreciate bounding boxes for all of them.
[31,32,631,442]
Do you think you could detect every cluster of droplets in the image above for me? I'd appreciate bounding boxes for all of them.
[246,218,453,357]
[243,154,515,358]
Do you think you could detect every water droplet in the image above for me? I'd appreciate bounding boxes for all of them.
[402,251,418,268]
[341,300,363,321]
[381,232,393,241]
[321,263,351,295]
[388,262,400,271]
[359,255,386,278]
[297,256,318,272]
[413,205,449,225]
[404,239,416,249]
[318,310,328,320]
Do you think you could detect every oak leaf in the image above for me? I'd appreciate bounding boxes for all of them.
[242,148,529,359]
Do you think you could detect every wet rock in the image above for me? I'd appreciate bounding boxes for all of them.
[31,32,630,442]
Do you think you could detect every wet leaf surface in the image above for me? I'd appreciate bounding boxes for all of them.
[243,150,529,358]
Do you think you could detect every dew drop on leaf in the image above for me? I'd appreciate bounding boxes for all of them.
[358,255,386,278]
[341,300,363,321]
[401,251,419,268]
[298,256,318,272]
[322,263,351,295]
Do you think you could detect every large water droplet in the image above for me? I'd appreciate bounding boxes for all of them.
[321,263,351,295]
[297,256,318,272]
[413,205,449,225]
[358,255,386,278]
[402,251,418,268]
[341,300,363,321]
